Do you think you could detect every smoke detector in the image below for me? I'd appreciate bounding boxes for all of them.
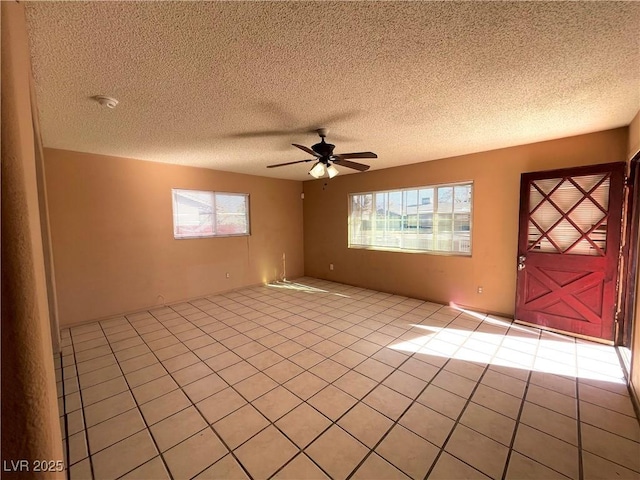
[93,95,119,109]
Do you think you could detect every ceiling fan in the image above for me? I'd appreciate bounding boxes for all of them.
[267,128,377,178]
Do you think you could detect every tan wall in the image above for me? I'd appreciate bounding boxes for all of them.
[304,128,628,316]
[1,1,64,476]
[44,149,304,326]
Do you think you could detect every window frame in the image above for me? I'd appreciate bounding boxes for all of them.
[348,181,473,256]
[172,188,251,239]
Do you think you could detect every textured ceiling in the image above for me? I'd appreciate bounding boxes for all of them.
[25,1,640,181]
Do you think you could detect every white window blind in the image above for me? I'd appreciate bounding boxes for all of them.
[172,189,250,239]
[528,174,609,255]
[349,182,472,255]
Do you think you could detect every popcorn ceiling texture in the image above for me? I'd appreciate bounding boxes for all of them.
[25,1,640,181]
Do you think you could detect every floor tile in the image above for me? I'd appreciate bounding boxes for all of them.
[172,361,213,387]
[284,371,328,400]
[363,384,412,420]
[338,402,394,448]
[182,373,227,403]
[429,452,491,480]
[308,385,357,420]
[252,385,302,422]
[234,372,278,401]
[375,424,439,479]
[194,454,249,479]
[246,350,285,370]
[84,390,136,427]
[197,387,247,424]
[331,348,367,369]
[91,430,157,479]
[263,359,304,383]
[526,384,577,418]
[398,402,455,447]
[163,427,227,478]
[69,458,92,480]
[352,453,411,480]
[579,384,636,417]
[150,406,208,452]
[68,431,88,465]
[382,369,428,398]
[120,456,170,479]
[432,370,477,398]
[459,402,516,446]
[139,389,191,425]
[580,423,640,473]
[274,453,330,479]
[234,426,298,479]
[119,352,158,374]
[132,375,178,405]
[513,423,579,478]
[276,402,331,448]
[582,450,640,480]
[306,425,369,479]
[445,424,509,479]
[580,400,640,442]
[471,384,522,420]
[505,451,568,480]
[355,358,395,382]
[334,370,378,399]
[125,363,168,388]
[520,401,578,445]
[213,404,269,449]
[87,408,146,453]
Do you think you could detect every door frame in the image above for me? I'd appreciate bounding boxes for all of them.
[515,162,626,342]
[621,151,640,346]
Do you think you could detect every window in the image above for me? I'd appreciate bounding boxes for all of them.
[172,189,250,239]
[349,182,472,254]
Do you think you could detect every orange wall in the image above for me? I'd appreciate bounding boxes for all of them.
[1,1,63,475]
[303,128,628,316]
[45,149,304,326]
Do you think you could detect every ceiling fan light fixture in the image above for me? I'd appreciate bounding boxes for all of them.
[326,164,339,178]
[309,162,325,178]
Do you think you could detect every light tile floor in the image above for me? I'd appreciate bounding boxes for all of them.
[54,278,640,479]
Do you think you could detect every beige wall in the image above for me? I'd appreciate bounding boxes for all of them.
[44,149,304,326]
[304,128,628,317]
[1,1,64,476]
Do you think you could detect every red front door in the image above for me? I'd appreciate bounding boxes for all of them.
[515,163,625,341]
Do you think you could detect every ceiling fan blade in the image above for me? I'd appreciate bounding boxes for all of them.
[292,143,320,157]
[333,159,370,172]
[335,152,378,159]
[266,159,314,168]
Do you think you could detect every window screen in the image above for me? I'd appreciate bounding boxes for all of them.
[172,189,250,239]
[349,182,472,255]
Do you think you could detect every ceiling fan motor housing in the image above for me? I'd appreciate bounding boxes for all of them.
[312,138,335,159]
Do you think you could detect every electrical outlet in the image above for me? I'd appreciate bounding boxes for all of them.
[477,286,483,294]
[226,272,230,279]
[329,264,334,271]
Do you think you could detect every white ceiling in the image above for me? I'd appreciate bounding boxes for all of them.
[25,1,640,181]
